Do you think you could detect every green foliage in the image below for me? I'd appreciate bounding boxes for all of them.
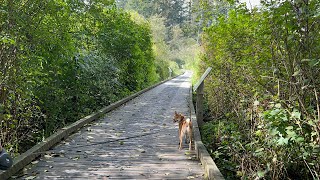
[118,0,201,74]
[0,0,159,155]
[198,0,320,179]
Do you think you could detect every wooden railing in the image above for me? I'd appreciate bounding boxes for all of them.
[193,67,212,126]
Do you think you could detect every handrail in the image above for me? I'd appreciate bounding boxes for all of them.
[193,67,212,92]
[193,67,212,126]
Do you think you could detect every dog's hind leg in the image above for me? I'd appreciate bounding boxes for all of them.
[188,128,193,151]
[179,134,183,150]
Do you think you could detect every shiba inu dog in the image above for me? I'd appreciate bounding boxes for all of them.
[173,111,193,150]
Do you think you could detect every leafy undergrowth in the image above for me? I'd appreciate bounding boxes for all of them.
[196,0,320,179]
[200,103,320,179]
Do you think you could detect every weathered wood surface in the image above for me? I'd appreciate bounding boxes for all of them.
[16,71,205,179]
[194,67,212,126]
[193,67,212,92]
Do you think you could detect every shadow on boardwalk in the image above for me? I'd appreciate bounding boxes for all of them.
[17,71,204,179]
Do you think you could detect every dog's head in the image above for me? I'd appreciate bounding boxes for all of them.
[173,111,184,123]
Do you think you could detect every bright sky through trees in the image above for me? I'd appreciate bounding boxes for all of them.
[239,0,261,8]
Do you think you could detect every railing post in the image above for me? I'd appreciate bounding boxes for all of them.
[196,81,205,126]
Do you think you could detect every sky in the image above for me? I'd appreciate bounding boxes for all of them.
[239,0,261,8]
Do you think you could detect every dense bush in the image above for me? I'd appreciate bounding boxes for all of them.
[198,0,320,179]
[0,0,161,154]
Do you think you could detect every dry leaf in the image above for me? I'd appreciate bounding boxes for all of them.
[31,161,39,165]
[25,176,36,180]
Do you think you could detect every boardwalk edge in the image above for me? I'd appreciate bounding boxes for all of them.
[0,75,181,180]
[190,87,225,180]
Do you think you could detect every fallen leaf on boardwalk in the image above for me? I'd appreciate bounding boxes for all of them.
[25,176,36,180]
[44,170,48,172]
[87,136,94,139]
[137,149,145,153]
[191,155,197,160]
[49,166,53,168]
[72,157,80,161]
[163,123,166,126]
[31,161,39,165]
[44,154,52,159]
[119,141,124,145]
[187,176,195,179]
[165,173,170,176]
[185,151,191,155]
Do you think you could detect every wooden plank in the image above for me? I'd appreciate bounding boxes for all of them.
[193,67,212,91]
[13,72,206,180]
[0,74,182,180]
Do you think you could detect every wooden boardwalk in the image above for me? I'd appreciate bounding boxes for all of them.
[17,72,204,179]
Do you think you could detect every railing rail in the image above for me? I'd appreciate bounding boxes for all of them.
[193,67,212,126]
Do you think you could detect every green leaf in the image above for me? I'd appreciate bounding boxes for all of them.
[292,70,301,76]
[286,129,297,140]
[291,111,301,119]
[277,137,289,145]
[285,126,293,130]
[295,137,304,143]
[275,103,281,108]
[255,148,264,153]
[302,59,320,67]
[257,170,266,178]
[255,130,262,136]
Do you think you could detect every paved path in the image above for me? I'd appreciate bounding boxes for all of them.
[17,71,204,179]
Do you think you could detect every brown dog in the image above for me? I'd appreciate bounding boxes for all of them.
[173,111,193,150]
